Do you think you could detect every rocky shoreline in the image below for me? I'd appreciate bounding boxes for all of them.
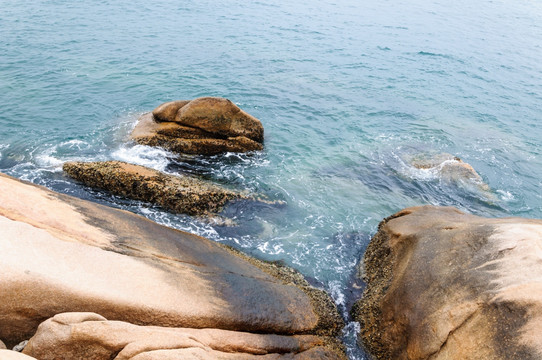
[0,172,344,359]
[2,97,541,359]
[352,206,542,359]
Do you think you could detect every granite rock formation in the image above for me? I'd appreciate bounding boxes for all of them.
[352,205,542,360]
[132,97,264,155]
[0,172,343,358]
[23,312,340,360]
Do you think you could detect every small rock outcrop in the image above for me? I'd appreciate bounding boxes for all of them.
[0,172,343,358]
[63,160,245,217]
[132,97,264,155]
[23,312,341,360]
[352,205,542,360]
[407,152,489,190]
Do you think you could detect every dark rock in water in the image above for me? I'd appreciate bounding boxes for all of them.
[408,152,489,189]
[352,205,542,360]
[63,160,246,217]
[0,172,344,358]
[132,97,264,155]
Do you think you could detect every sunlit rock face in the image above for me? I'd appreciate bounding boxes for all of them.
[352,205,542,360]
[0,172,343,359]
[132,97,264,155]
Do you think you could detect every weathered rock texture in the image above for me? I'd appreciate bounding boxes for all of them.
[132,97,264,155]
[352,205,542,360]
[24,312,340,360]
[63,160,244,216]
[152,100,191,123]
[0,172,343,358]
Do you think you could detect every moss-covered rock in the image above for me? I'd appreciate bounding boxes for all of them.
[63,160,245,217]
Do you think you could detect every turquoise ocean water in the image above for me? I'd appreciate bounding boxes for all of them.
[1,0,542,357]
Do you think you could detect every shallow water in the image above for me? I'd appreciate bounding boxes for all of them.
[1,0,542,357]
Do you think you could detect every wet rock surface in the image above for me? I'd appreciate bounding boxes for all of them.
[63,160,246,217]
[352,205,542,360]
[0,172,344,358]
[132,97,264,155]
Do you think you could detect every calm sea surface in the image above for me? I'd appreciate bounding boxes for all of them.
[1,0,541,357]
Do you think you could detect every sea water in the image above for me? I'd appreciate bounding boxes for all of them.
[1,0,541,358]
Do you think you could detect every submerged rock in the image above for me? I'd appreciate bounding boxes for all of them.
[132,97,264,155]
[63,160,245,217]
[352,205,542,360]
[0,172,343,357]
[407,152,489,190]
[24,312,342,360]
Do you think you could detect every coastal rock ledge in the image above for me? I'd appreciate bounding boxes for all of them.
[352,205,542,360]
[131,97,264,155]
[0,173,344,359]
[63,160,246,217]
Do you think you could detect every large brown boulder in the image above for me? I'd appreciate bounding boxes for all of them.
[63,160,245,217]
[352,205,542,360]
[24,312,342,360]
[133,97,264,155]
[175,97,264,142]
[152,100,190,122]
[0,172,343,356]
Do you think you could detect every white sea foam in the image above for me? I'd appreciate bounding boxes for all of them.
[497,189,514,201]
[35,153,64,168]
[0,144,7,160]
[60,139,89,150]
[393,151,440,181]
[34,145,63,170]
[111,144,171,172]
[328,279,345,306]
[256,241,285,255]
